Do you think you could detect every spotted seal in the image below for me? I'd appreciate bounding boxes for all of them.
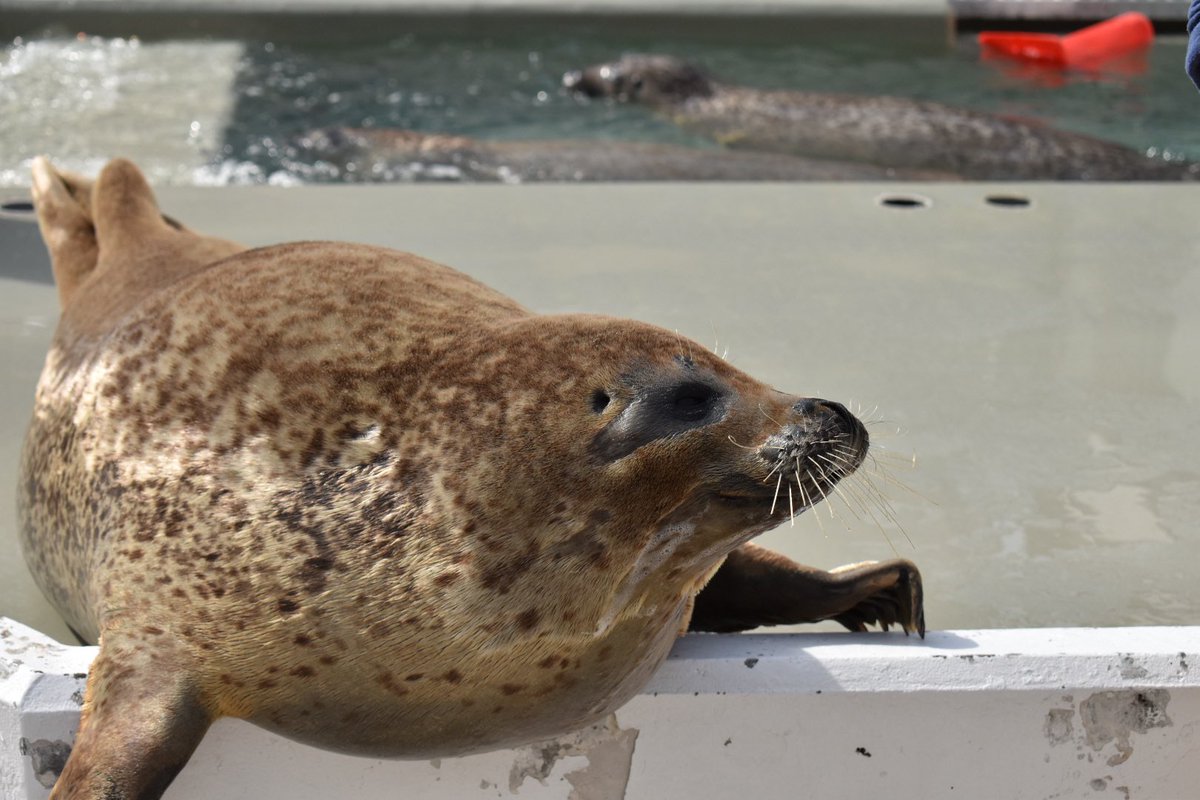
[20,157,923,800]
[564,54,1196,180]
[296,127,958,182]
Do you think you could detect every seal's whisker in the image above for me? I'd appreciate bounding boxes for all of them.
[845,475,895,534]
[815,454,865,523]
[864,425,905,440]
[756,403,786,428]
[862,464,936,506]
[787,483,796,527]
[726,434,756,451]
[672,327,701,366]
[769,471,783,516]
[808,458,854,534]
[866,445,918,464]
[807,459,848,527]
[851,471,915,551]
[708,321,730,361]
[833,476,876,525]
[821,448,859,474]
[797,476,826,537]
[841,473,900,555]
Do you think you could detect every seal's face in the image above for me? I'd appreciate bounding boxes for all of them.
[588,348,867,517]
[461,314,868,627]
[563,54,714,105]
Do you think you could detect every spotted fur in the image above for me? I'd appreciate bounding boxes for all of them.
[20,158,921,800]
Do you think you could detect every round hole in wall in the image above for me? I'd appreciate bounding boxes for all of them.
[877,194,931,209]
[985,194,1031,208]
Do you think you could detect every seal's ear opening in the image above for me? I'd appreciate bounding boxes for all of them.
[591,389,611,414]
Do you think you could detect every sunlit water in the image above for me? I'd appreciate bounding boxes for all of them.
[1,30,1198,186]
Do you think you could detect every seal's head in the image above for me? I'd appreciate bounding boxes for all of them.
[563,54,714,106]
[469,315,870,620]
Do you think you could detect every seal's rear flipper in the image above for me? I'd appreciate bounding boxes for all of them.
[90,158,181,252]
[31,158,247,325]
[30,157,99,308]
[50,639,212,800]
[689,543,925,637]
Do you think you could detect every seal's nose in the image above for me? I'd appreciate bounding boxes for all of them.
[793,398,856,429]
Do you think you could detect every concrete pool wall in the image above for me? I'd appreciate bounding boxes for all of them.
[4,181,1199,639]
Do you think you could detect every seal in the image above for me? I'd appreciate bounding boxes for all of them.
[296,127,958,182]
[563,54,1197,181]
[20,157,924,800]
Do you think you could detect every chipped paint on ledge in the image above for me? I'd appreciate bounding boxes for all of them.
[509,715,639,799]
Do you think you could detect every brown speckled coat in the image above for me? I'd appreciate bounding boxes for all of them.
[21,158,921,800]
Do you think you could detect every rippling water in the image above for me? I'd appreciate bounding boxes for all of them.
[1,30,1197,186]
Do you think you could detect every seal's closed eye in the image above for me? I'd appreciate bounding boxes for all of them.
[667,382,719,422]
[591,377,731,461]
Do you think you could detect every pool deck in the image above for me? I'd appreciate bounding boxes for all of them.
[4,180,1200,638]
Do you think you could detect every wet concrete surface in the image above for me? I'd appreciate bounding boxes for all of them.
[1,182,1197,641]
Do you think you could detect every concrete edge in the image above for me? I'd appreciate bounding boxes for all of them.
[4,616,1198,697]
[0,0,950,16]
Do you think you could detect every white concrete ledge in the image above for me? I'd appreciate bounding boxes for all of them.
[3,616,1198,799]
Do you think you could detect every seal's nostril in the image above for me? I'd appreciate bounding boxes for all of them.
[823,400,855,428]
[792,398,819,416]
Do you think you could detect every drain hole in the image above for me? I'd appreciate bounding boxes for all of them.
[985,194,1031,208]
[1,200,35,213]
[878,194,931,209]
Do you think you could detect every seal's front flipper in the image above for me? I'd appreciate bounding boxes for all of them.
[688,542,925,637]
[51,641,212,800]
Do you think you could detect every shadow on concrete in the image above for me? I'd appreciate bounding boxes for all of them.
[0,201,53,286]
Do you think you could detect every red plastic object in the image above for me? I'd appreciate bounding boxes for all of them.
[978,12,1154,68]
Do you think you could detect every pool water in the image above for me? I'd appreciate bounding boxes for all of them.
[1,29,1198,185]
